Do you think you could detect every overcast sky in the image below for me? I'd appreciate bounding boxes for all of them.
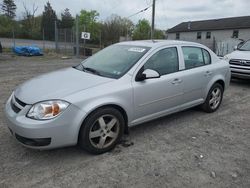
[13,0,250,30]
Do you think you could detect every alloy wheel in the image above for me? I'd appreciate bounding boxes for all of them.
[209,87,222,110]
[89,114,120,149]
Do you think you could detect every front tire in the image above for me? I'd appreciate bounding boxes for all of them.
[78,107,125,154]
[201,83,224,113]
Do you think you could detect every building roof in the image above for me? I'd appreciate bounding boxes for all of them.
[167,16,250,33]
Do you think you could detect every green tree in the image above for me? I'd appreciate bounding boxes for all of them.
[41,1,57,40]
[132,19,151,40]
[60,8,74,28]
[79,10,100,44]
[154,29,165,39]
[1,0,16,19]
[0,14,14,37]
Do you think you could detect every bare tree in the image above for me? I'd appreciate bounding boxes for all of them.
[22,2,38,34]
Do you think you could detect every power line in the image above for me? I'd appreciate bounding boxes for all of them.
[127,5,152,18]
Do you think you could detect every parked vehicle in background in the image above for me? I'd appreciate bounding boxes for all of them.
[224,40,250,79]
[4,40,231,154]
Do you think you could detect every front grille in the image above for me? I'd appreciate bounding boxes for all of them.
[231,70,250,75]
[229,59,250,67]
[10,96,27,113]
[15,96,26,107]
[10,101,21,113]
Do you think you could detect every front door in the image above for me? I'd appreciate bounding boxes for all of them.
[132,47,184,124]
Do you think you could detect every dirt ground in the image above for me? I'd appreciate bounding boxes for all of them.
[0,54,249,188]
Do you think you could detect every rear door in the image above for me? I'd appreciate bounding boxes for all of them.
[180,46,214,104]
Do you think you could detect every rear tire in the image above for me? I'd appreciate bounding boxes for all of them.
[78,107,125,154]
[201,83,224,113]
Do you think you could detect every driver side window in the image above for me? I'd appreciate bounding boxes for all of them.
[144,47,179,76]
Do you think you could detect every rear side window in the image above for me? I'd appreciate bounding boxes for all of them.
[182,47,211,69]
[202,49,211,65]
[144,47,179,76]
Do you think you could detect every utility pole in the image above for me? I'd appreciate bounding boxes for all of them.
[151,0,156,39]
[76,15,79,58]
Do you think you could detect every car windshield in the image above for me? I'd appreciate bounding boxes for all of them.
[239,40,250,51]
[75,45,150,79]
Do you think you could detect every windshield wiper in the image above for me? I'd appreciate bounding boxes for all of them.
[238,48,249,51]
[82,65,101,76]
[74,63,104,77]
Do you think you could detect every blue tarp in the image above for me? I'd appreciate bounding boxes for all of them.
[13,46,43,56]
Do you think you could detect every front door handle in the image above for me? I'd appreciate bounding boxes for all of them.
[172,78,183,85]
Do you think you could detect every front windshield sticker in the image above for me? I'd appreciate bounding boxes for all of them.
[128,48,146,53]
[113,70,121,75]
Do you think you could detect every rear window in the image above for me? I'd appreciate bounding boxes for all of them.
[182,47,211,69]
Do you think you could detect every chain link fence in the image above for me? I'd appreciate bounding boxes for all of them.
[56,28,75,55]
[1,18,134,57]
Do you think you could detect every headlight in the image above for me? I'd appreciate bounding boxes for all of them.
[27,100,70,120]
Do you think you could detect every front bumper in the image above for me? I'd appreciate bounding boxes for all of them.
[4,94,87,149]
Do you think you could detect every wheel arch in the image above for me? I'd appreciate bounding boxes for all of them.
[77,103,129,142]
[214,79,225,90]
[205,75,226,98]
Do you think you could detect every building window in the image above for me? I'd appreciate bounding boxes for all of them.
[197,32,202,39]
[232,30,239,38]
[176,33,180,40]
[206,32,211,39]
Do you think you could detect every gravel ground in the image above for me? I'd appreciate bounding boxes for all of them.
[0,54,250,188]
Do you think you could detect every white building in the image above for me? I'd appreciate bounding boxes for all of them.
[167,16,250,52]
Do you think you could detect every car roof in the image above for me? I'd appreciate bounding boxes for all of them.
[117,40,202,48]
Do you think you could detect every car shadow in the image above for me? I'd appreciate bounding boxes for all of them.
[231,78,250,87]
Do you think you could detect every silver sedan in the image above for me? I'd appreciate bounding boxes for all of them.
[4,40,231,154]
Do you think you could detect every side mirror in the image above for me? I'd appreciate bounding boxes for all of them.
[136,69,160,81]
[234,45,238,51]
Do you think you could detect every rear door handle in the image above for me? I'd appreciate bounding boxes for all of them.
[172,78,183,85]
[205,71,213,76]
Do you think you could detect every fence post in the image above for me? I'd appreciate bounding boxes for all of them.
[76,15,79,58]
[64,29,67,54]
[99,30,102,49]
[84,24,86,57]
[213,36,216,53]
[55,20,59,53]
[42,28,45,52]
[71,28,74,55]
[12,27,15,47]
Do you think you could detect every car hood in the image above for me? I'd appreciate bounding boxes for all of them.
[14,67,114,104]
[227,50,250,60]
